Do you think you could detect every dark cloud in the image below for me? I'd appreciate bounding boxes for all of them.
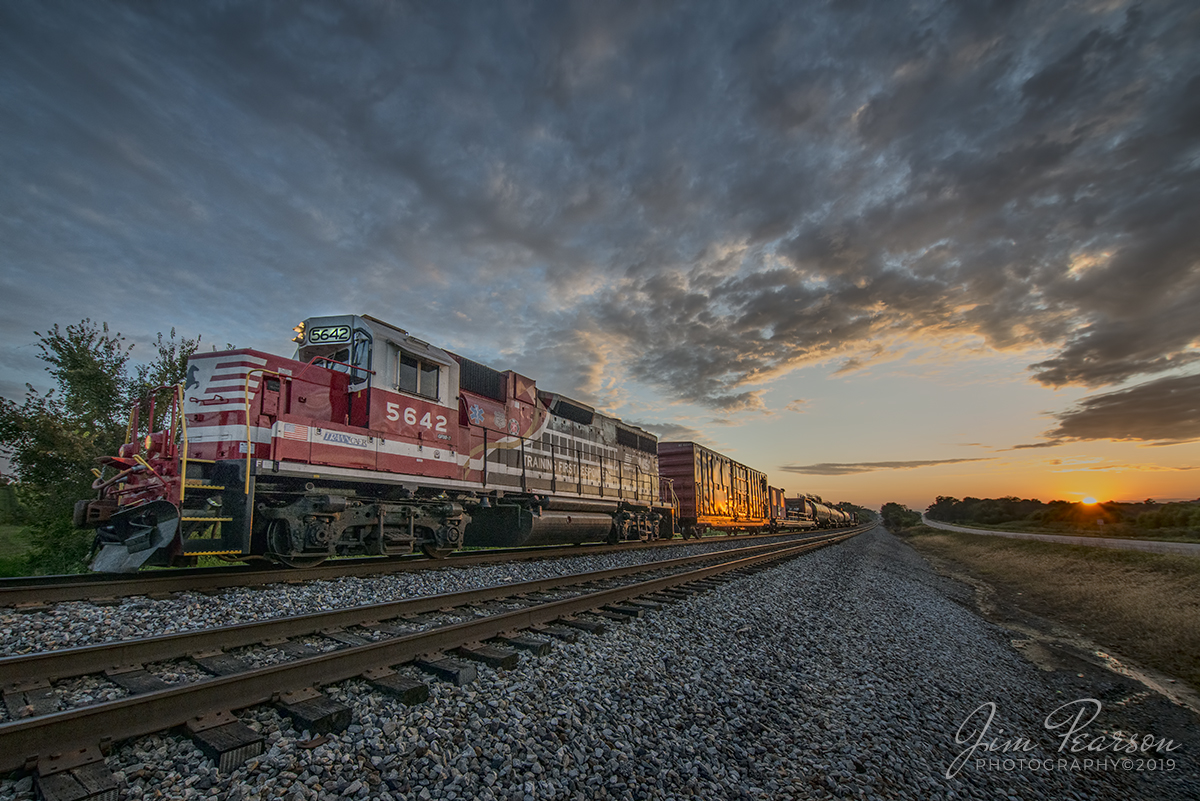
[0,0,1196,421]
[1040,373,1200,444]
[779,458,995,476]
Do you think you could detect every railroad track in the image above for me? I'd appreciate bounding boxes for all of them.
[0,527,864,794]
[0,527,844,608]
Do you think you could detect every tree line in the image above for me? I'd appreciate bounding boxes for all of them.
[0,321,201,574]
[874,495,1200,534]
[926,495,1200,530]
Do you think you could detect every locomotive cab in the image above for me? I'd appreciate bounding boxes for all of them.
[297,314,460,438]
[294,315,375,426]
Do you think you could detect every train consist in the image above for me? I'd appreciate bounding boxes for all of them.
[658,441,854,537]
[77,313,856,572]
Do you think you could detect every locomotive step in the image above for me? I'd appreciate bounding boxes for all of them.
[180,516,234,523]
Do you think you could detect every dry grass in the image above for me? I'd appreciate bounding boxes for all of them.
[901,526,1200,693]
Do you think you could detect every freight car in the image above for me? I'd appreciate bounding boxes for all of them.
[79,314,674,572]
[784,496,855,528]
[769,486,818,531]
[658,441,774,537]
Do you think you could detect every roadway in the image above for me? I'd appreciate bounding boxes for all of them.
[920,514,1200,557]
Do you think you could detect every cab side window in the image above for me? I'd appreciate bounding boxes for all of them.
[399,352,439,400]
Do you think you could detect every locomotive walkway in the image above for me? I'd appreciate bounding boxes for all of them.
[921,514,1200,557]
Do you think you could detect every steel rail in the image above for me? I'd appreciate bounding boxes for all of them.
[0,529,862,772]
[0,530,859,687]
[0,527,838,607]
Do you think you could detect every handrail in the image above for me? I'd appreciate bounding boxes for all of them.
[243,369,288,495]
[125,406,138,449]
[178,383,190,504]
[295,355,376,382]
[132,454,169,490]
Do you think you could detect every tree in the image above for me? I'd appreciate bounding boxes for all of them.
[880,502,921,531]
[0,321,199,574]
[129,329,202,432]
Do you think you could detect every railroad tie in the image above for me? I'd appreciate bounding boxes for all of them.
[528,624,579,643]
[496,634,553,657]
[321,628,371,647]
[34,746,117,801]
[416,655,478,687]
[361,668,430,706]
[593,608,637,622]
[191,650,252,677]
[2,679,60,719]
[185,710,265,773]
[555,617,606,635]
[261,637,323,659]
[455,643,520,670]
[103,665,170,695]
[275,687,353,736]
[369,621,423,637]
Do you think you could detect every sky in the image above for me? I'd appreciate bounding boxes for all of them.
[1,0,1198,511]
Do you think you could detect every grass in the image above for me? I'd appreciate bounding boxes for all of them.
[0,524,33,577]
[898,524,1200,694]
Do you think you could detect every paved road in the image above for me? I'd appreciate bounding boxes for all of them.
[921,514,1200,557]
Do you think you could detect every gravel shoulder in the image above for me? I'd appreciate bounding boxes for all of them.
[3,525,1197,800]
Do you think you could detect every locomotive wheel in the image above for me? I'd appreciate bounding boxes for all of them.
[420,544,455,559]
[266,519,328,568]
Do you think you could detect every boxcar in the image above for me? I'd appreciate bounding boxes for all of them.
[657,441,769,537]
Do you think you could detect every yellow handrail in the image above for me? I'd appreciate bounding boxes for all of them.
[125,405,137,448]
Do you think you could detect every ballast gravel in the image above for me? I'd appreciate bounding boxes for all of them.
[0,535,812,656]
[2,526,1197,800]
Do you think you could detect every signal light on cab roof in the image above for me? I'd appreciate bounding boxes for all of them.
[291,321,306,343]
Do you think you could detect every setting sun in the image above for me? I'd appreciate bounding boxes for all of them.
[1082,496,1098,504]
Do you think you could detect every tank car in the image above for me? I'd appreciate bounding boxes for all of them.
[77,314,675,572]
[784,496,855,529]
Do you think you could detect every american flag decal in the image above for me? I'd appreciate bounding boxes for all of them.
[281,423,309,442]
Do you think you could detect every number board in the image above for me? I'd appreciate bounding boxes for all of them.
[305,325,351,345]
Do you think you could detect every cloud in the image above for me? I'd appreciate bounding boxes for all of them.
[632,421,707,444]
[1049,462,1199,474]
[0,1,1196,424]
[779,457,995,476]
[1040,373,1200,444]
[784,399,811,413]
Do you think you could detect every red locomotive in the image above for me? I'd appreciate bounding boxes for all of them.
[79,314,672,571]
